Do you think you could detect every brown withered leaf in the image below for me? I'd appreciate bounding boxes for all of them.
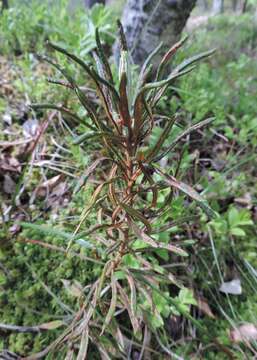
[35,174,63,198]
[234,193,252,209]
[3,174,16,194]
[46,181,69,211]
[51,181,68,197]
[61,279,84,298]
[230,323,257,343]
[0,156,21,173]
[38,320,65,330]
[0,138,32,150]
[196,296,215,319]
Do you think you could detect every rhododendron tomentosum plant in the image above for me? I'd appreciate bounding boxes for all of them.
[30,22,216,359]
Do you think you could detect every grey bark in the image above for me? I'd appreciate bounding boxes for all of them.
[1,0,8,11]
[232,0,238,11]
[198,0,208,11]
[115,0,197,67]
[84,0,105,8]
[241,0,248,13]
[211,0,224,14]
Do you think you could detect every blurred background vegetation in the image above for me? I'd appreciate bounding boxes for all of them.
[0,0,256,358]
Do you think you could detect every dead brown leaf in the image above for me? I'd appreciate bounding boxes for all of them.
[234,193,252,209]
[3,174,16,194]
[61,279,84,298]
[196,296,215,319]
[35,174,63,198]
[0,155,21,173]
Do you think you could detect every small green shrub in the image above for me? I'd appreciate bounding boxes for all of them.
[25,23,217,358]
[0,1,115,56]
[177,14,257,148]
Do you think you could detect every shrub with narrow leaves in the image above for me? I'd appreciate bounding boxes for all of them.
[30,22,216,359]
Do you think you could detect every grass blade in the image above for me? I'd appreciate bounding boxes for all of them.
[77,328,89,360]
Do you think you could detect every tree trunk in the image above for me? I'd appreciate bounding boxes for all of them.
[212,0,224,14]
[84,0,105,8]
[232,0,238,11]
[199,0,208,11]
[115,0,197,67]
[241,0,248,13]
[1,0,8,11]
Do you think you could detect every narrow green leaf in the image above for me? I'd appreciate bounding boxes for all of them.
[117,20,128,51]
[72,131,100,144]
[150,215,198,234]
[131,221,188,257]
[156,35,188,80]
[20,222,92,246]
[101,273,117,335]
[92,51,120,102]
[153,117,215,162]
[175,48,216,73]
[47,41,91,71]
[74,87,103,130]
[93,51,119,122]
[30,103,96,131]
[140,41,163,81]
[67,183,105,251]
[147,115,177,161]
[155,168,217,219]
[38,55,101,130]
[47,77,72,89]
[119,202,152,233]
[95,260,112,304]
[142,65,196,92]
[95,27,114,85]
[138,162,158,208]
[73,131,124,146]
[46,42,120,131]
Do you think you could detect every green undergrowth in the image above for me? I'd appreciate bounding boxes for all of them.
[0,186,101,355]
[0,0,117,121]
[171,13,257,358]
[179,14,257,147]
